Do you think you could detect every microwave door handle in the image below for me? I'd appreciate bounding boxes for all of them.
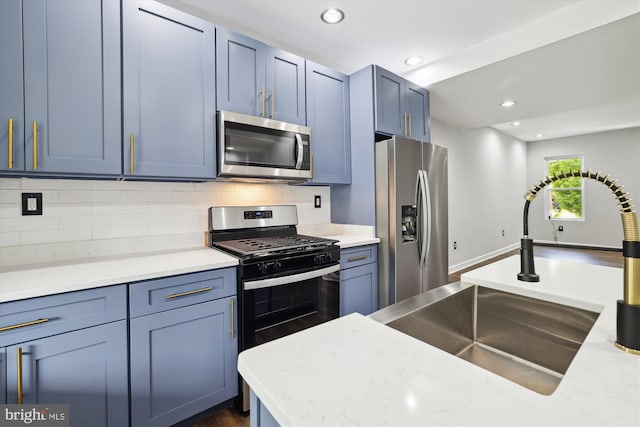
[295,133,304,169]
[243,265,339,290]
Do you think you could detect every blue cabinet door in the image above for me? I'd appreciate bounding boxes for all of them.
[216,29,266,118]
[217,29,306,125]
[123,1,216,179]
[0,0,24,172]
[406,81,430,141]
[267,49,306,124]
[373,65,430,141]
[6,321,129,427]
[340,262,378,316]
[130,296,238,427]
[305,61,351,184]
[21,0,121,175]
[374,66,405,136]
[0,347,5,403]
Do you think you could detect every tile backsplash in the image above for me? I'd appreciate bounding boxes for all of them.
[0,178,330,268]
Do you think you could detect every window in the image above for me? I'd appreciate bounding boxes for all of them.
[545,156,584,220]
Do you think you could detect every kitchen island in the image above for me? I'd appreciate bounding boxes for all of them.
[238,255,640,426]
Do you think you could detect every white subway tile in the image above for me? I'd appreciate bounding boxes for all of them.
[59,190,122,204]
[92,224,149,240]
[0,178,20,189]
[0,231,20,247]
[92,180,149,191]
[0,189,21,205]
[2,216,59,232]
[92,204,149,215]
[0,206,20,218]
[45,205,93,216]
[21,228,92,245]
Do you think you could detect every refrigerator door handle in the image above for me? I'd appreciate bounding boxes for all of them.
[418,170,429,266]
[421,170,432,267]
[415,171,423,261]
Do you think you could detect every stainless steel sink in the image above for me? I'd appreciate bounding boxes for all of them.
[370,283,600,395]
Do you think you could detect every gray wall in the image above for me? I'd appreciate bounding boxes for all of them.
[526,127,640,248]
[431,119,527,272]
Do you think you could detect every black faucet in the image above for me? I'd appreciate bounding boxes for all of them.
[518,170,640,355]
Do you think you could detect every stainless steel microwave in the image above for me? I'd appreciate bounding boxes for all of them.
[217,110,312,181]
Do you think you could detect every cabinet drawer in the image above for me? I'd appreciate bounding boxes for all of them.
[340,245,378,269]
[129,268,237,317]
[0,285,127,347]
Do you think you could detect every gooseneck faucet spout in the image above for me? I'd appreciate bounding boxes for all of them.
[518,170,640,355]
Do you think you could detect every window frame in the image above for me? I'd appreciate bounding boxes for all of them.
[544,155,585,222]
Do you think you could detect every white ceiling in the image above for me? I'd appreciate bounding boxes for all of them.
[165,0,640,142]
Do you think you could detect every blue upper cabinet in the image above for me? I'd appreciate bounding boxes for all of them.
[0,1,24,173]
[1,0,121,176]
[374,65,430,141]
[123,1,216,179]
[217,28,306,125]
[305,61,351,185]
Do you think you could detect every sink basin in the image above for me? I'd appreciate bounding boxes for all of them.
[378,284,600,395]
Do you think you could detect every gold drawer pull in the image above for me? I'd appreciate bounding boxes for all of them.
[0,318,49,332]
[32,121,38,170]
[165,286,213,300]
[129,133,135,174]
[347,255,368,262]
[230,298,235,339]
[17,347,24,404]
[8,118,13,169]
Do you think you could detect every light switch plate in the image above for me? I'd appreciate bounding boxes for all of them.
[314,195,321,208]
[22,192,43,216]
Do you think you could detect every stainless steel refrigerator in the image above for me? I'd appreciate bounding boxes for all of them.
[375,136,448,308]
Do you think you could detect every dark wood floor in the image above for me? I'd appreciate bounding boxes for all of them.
[189,245,623,427]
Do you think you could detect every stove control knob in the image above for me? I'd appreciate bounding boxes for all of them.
[273,261,282,272]
[258,263,268,274]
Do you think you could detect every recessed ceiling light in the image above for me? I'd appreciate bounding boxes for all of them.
[320,8,344,24]
[500,100,517,108]
[404,56,423,66]
[535,133,544,138]
[511,121,521,126]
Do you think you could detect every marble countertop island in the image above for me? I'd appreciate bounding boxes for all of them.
[238,255,640,426]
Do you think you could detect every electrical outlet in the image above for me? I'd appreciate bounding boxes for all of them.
[22,192,43,216]
[558,225,564,232]
[453,241,457,250]
[314,195,321,208]
[501,229,505,237]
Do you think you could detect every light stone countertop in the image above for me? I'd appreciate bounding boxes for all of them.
[0,228,378,303]
[0,248,239,303]
[237,255,640,427]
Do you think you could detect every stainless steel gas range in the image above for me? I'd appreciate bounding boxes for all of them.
[207,205,340,412]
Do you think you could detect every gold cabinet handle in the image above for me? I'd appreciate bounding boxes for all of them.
[165,286,213,300]
[259,86,265,117]
[231,298,235,339]
[269,91,275,119]
[0,318,49,333]
[347,255,368,262]
[129,133,135,174]
[408,114,412,137]
[7,118,13,169]
[17,347,23,404]
[32,121,37,170]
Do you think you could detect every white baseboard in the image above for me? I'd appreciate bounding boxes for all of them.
[449,242,520,275]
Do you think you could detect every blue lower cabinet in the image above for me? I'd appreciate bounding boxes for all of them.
[130,296,238,427]
[340,245,378,316]
[250,390,280,427]
[5,321,129,427]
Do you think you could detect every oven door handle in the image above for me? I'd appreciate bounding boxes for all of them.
[243,264,340,291]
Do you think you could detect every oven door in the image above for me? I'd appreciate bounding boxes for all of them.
[240,264,340,350]
[218,110,312,180]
